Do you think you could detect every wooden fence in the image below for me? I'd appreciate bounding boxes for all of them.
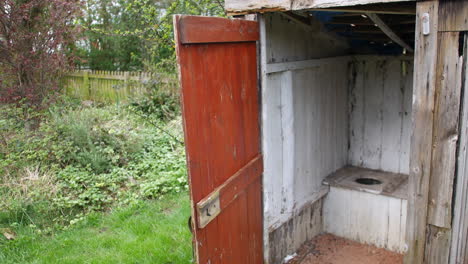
[62,70,178,103]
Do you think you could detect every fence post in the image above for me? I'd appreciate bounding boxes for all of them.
[124,71,130,94]
[83,71,90,99]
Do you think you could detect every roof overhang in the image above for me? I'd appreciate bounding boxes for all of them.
[225,0,416,16]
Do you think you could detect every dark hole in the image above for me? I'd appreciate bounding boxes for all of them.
[355,178,382,185]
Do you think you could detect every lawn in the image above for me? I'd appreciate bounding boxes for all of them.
[0,192,193,264]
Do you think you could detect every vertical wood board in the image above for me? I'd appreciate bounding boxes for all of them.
[450,33,468,264]
[174,15,262,264]
[404,2,439,264]
[323,186,408,253]
[427,31,462,229]
[348,58,413,174]
[438,0,468,32]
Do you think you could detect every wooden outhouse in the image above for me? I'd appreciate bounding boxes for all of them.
[173,1,468,263]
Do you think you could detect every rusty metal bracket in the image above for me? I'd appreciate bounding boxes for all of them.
[197,191,221,228]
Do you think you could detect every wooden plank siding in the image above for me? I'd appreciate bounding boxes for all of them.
[438,0,468,32]
[404,2,439,264]
[427,32,462,229]
[348,57,413,175]
[225,0,416,15]
[407,2,467,263]
[450,33,468,264]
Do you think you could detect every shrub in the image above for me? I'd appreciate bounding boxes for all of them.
[0,100,187,230]
[129,72,180,121]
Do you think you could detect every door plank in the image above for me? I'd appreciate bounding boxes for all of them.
[174,15,262,264]
[177,16,259,44]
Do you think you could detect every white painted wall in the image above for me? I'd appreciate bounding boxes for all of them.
[324,186,408,253]
[263,60,349,230]
[263,13,349,64]
[260,13,350,262]
[348,58,413,174]
[261,10,350,231]
[260,12,415,262]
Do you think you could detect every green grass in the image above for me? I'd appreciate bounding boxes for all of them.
[0,192,193,264]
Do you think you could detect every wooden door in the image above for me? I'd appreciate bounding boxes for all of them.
[174,15,263,264]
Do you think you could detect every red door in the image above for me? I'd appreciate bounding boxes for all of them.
[174,16,263,264]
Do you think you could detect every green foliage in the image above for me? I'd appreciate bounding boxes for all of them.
[79,0,225,71]
[129,75,181,121]
[0,193,192,264]
[49,106,147,173]
[0,99,187,231]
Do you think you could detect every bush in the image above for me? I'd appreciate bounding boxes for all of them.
[0,100,187,230]
[129,72,180,121]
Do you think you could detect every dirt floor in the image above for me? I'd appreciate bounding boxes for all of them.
[285,234,403,264]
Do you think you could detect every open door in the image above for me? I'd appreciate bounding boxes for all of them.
[174,15,263,264]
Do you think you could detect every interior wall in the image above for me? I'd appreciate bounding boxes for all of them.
[261,12,349,231]
[264,13,349,64]
[260,12,350,263]
[348,57,413,174]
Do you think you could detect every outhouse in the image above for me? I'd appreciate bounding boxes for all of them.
[173,1,468,263]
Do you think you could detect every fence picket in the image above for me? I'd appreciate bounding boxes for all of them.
[61,70,176,103]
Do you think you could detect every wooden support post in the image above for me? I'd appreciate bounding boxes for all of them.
[404,2,439,264]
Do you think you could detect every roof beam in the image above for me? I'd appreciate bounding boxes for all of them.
[365,13,414,52]
[307,5,416,15]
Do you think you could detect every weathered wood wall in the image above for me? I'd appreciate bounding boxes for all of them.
[348,57,413,174]
[406,1,468,264]
[324,186,407,253]
[263,13,349,64]
[450,33,468,264]
[260,12,418,263]
[260,13,349,264]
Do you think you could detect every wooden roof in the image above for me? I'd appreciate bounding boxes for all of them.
[225,0,416,15]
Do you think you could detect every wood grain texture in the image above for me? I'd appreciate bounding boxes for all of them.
[262,13,348,64]
[450,34,468,264]
[427,32,462,229]
[348,58,413,175]
[438,0,468,32]
[260,13,349,263]
[424,32,464,264]
[323,186,408,253]
[177,16,259,44]
[425,226,452,264]
[196,155,263,228]
[225,0,415,14]
[404,2,439,264]
[174,15,262,264]
[268,198,324,264]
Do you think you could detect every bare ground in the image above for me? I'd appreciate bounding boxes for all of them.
[286,233,403,264]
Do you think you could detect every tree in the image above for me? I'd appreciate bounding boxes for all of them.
[79,0,225,72]
[0,0,82,107]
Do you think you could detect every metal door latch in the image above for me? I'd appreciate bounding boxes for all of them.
[197,191,221,228]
